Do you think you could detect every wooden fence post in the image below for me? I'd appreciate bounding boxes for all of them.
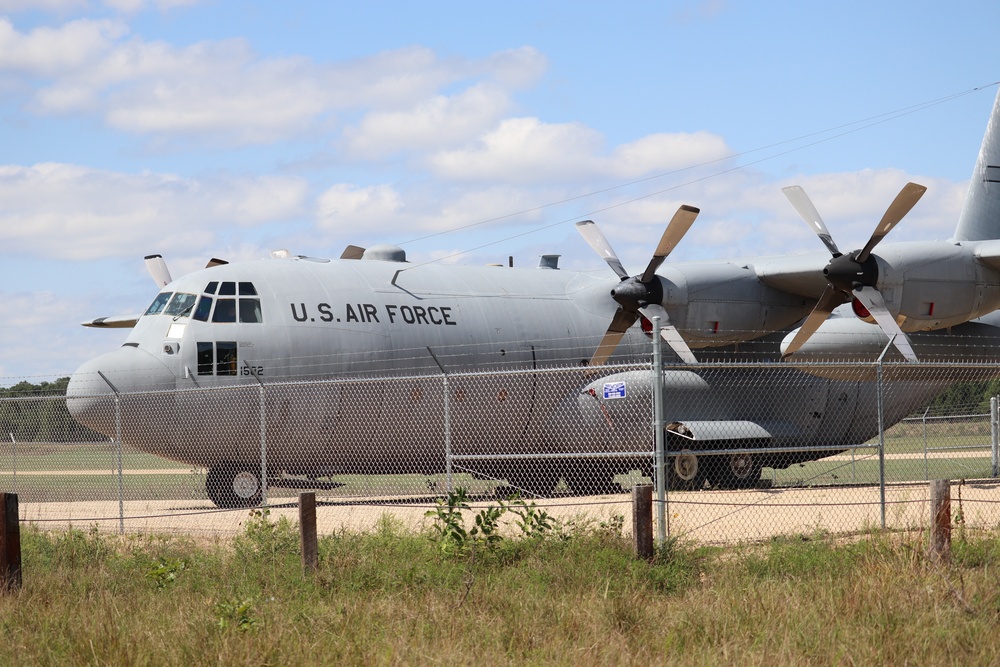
[632,484,654,560]
[0,493,21,592]
[299,492,318,574]
[929,480,951,563]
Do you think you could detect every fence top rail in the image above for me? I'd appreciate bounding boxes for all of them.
[902,413,991,424]
[0,393,71,405]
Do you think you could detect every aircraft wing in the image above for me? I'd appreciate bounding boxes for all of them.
[81,314,140,328]
[751,253,830,299]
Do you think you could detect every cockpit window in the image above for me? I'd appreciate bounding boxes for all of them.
[144,292,172,316]
[193,296,213,322]
[164,293,197,317]
[192,281,262,324]
[239,298,262,323]
[212,299,237,323]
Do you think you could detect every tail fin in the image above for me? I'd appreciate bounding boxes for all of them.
[953,87,1000,241]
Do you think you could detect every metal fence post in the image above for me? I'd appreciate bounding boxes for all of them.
[652,317,667,542]
[7,434,15,496]
[443,373,452,492]
[922,405,931,480]
[876,340,892,531]
[259,382,268,505]
[991,396,998,478]
[427,349,452,493]
[97,371,125,535]
[244,363,268,506]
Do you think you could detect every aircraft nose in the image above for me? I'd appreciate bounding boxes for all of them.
[66,345,177,434]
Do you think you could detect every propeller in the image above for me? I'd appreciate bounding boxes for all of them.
[340,245,366,260]
[144,254,172,288]
[576,205,700,366]
[780,182,926,362]
[144,254,228,289]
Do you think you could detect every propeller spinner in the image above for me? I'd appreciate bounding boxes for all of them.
[780,182,926,362]
[576,205,700,366]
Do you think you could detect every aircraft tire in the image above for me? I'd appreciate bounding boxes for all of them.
[206,461,263,509]
[667,450,705,491]
[706,453,761,490]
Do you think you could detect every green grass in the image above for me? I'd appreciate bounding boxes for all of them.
[0,442,190,471]
[769,455,995,488]
[3,510,1000,665]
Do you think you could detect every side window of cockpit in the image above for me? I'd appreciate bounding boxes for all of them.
[196,341,238,376]
[145,292,172,316]
[216,341,238,375]
[197,342,214,375]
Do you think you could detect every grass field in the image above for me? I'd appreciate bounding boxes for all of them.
[2,508,999,665]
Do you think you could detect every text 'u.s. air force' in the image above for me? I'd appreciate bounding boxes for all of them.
[289,303,458,326]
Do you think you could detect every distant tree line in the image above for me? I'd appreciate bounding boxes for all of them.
[0,378,103,443]
[927,379,1000,414]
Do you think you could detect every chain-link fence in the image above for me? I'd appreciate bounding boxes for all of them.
[2,347,1000,542]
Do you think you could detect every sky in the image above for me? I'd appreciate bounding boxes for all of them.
[1,0,999,382]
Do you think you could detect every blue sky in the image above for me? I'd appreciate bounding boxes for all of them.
[1,0,999,381]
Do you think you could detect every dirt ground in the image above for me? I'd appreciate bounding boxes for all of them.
[15,479,1000,544]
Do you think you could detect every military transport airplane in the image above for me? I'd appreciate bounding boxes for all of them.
[65,88,1000,507]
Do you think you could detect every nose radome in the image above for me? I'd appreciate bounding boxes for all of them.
[66,346,177,433]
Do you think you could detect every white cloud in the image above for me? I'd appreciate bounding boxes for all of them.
[428,117,734,187]
[102,0,202,11]
[0,0,87,12]
[0,17,126,76]
[316,183,404,231]
[483,46,547,89]
[343,83,513,159]
[429,117,605,183]
[609,131,732,179]
[0,163,309,260]
[0,0,203,13]
[1,15,548,149]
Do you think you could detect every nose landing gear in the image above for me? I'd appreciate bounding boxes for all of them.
[206,461,263,508]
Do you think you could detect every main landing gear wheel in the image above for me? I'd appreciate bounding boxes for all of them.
[707,453,762,489]
[206,461,263,508]
[667,450,705,491]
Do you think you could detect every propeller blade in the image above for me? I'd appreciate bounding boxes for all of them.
[144,255,172,288]
[575,220,629,280]
[780,285,849,359]
[782,186,841,256]
[588,308,638,366]
[856,182,926,262]
[640,205,700,283]
[852,286,918,362]
[340,245,366,260]
[639,303,697,364]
